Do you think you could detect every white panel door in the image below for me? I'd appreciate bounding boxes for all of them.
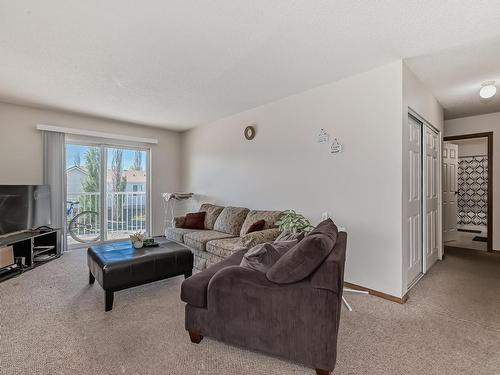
[423,126,439,271]
[442,142,458,243]
[407,115,423,285]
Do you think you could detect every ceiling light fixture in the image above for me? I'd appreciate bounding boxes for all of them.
[479,82,497,99]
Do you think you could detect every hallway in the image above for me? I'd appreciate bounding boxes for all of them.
[413,247,500,329]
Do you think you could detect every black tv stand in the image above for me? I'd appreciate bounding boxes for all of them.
[0,229,61,283]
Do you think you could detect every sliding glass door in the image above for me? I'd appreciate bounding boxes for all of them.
[65,142,150,247]
[105,147,148,240]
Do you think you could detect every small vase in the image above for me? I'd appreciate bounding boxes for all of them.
[133,240,144,249]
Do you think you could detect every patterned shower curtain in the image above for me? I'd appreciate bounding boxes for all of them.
[457,156,488,226]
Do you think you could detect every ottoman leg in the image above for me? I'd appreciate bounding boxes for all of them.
[89,271,95,285]
[184,269,192,279]
[105,290,114,312]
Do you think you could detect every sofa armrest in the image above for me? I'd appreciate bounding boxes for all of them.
[181,250,247,308]
[241,228,280,248]
[310,232,347,294]
[173,216,186,228]
[209,265,281,291]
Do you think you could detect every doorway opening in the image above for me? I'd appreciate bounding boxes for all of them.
[443,132,493,253]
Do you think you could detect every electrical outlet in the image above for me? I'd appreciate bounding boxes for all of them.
[321,212,329,220]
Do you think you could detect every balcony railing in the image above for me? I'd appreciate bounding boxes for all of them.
[67,191,147,243]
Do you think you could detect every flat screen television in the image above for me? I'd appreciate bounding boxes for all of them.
[0,185,51,237]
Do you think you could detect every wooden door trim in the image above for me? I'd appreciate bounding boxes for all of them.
[443,132,493,253]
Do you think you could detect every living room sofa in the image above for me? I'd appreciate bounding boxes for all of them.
[165,204,282,270]
[180,222,347,375]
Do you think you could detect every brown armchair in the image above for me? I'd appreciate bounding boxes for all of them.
[181,231,347,375]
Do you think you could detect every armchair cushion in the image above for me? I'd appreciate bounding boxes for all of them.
[213,206,250,236]
[266,219,338,284]
[274,229,305,242]
[308,218,338,240]
[181,249,246,308]
[241,228,281,248]
[240,240,297,273]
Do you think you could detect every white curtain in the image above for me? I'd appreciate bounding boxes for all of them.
[43,131,67,252]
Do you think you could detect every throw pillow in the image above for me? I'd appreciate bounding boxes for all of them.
[182,212,206,229]
[213,206,250,235]
[266,219,338,284]
[240,240,298,273]
[199,203,224,229]
[246,219,265,234]
[307,218,338,240]
[274,230,305,243]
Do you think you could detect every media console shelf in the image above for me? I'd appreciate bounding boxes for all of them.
[0,229,61,283]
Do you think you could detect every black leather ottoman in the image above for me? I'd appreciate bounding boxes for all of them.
[87,239,193,311]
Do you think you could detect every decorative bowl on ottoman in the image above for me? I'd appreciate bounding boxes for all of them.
[130,232,145,249]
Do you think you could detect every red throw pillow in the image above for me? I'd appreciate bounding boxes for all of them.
[182,212,206,229]
[246,219,265,234]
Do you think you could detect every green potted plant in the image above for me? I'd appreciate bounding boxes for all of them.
[275,210,314,234]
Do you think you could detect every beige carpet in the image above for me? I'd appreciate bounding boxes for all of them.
[1,247,499,375]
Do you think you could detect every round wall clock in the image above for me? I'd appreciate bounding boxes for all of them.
[244,125,256,140]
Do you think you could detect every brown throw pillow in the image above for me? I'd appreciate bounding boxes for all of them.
[246,219,265,234]
[307,218,338,240]
[182,212,206,229]
[240,240,298,273]
[266,219,338,284]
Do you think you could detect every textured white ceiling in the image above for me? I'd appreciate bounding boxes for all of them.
[2,1,500,130]
[406,37,500,120]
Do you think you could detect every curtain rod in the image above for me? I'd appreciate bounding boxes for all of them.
[36,124,159,145]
